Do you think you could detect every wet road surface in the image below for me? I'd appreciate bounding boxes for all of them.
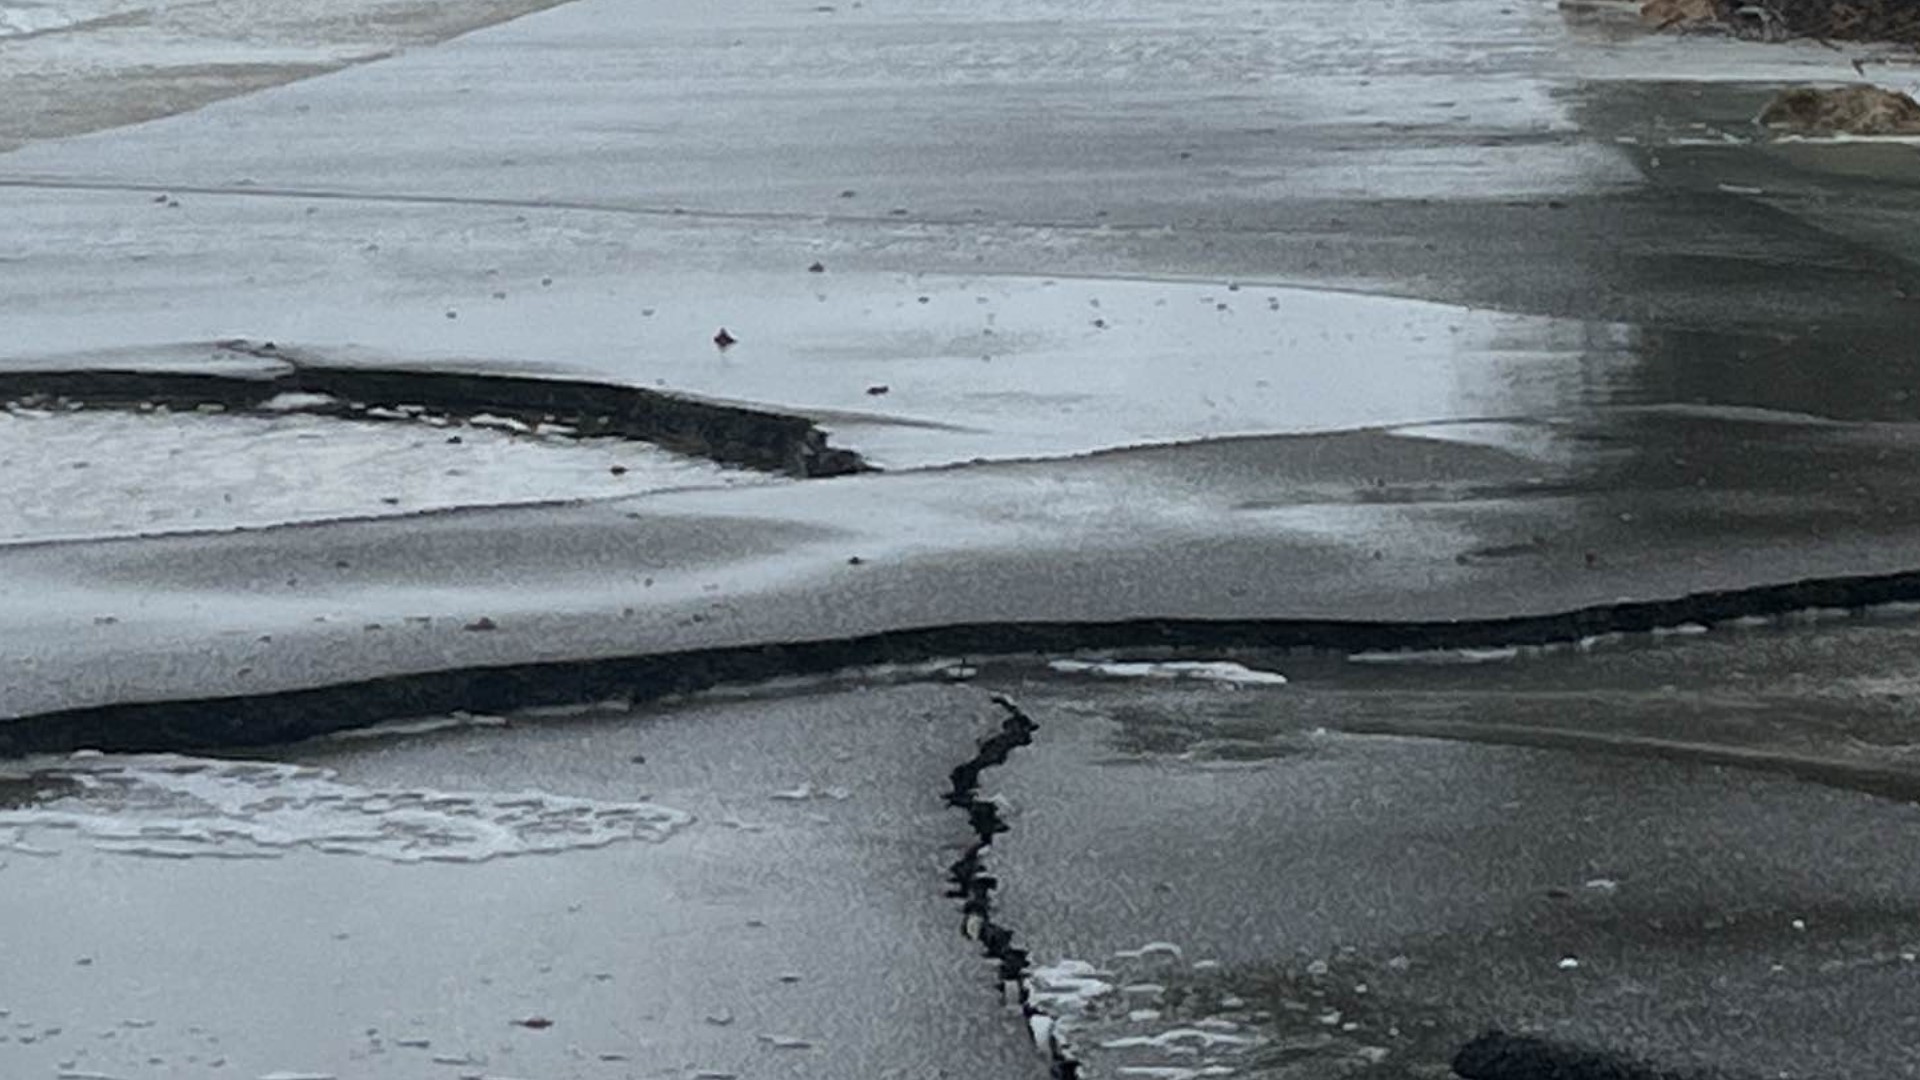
[12,409,1920,722]
[0,685,1045,1080]
[5,0,1920,1077]
[983,618,1920,1078]
[1,0,1918,465]
[16,616,1920,1078]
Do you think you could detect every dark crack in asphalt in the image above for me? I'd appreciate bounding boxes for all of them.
[943,693,1077,1079]
[0,339,870,478]
[24,571,1920,754]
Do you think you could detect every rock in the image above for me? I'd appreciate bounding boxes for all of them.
[1759,84,1920,135]
[1641,0,1720,29]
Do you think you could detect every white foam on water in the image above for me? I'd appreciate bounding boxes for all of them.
[768,784,851,802]
[1113,941,1184,960]
[1347,646,1525,666]
[1102,1028,1260,1051]
[0,753,691,863]
[1027,959,1117,1016]
[1049,660,1289,686]
[258,392,340,412]
[316,712,510,742]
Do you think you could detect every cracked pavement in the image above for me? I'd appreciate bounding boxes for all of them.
[0,684,1051,1080]
[981,622,1920,1079]
[8,0,1920,1076]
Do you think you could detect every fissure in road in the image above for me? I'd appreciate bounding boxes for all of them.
[942,694,1080,1079]
[20,573,1920,754]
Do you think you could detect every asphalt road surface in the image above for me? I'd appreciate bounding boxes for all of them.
[6,0,1920,1078]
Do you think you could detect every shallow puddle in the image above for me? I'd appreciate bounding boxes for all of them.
[0,406,775,542]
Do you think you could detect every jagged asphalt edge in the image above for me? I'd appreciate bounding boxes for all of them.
[944,694,1078,1079]
[0,344,869,478]
[16,566,1920,755]
[939,720,1747,1080]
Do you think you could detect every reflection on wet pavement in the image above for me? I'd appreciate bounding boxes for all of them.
[1026,607,1920,785]
[987,643,1920,1080]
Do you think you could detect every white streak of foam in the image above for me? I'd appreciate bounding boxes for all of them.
[1027,958,1115,1016]
[317,712,509,742]
[1048,660,1287,686]
[1347,647,1522,666]
[258,392,340,412]
[1028,1013,1057,1055]
[0,754,691,863]
[1102,1027,1260,1051]
[1113,941,1184,960]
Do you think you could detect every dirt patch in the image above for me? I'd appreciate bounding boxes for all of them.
[1758,84,1920,134]
[1641,0,1724,31]
[1641,0,1920,44]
